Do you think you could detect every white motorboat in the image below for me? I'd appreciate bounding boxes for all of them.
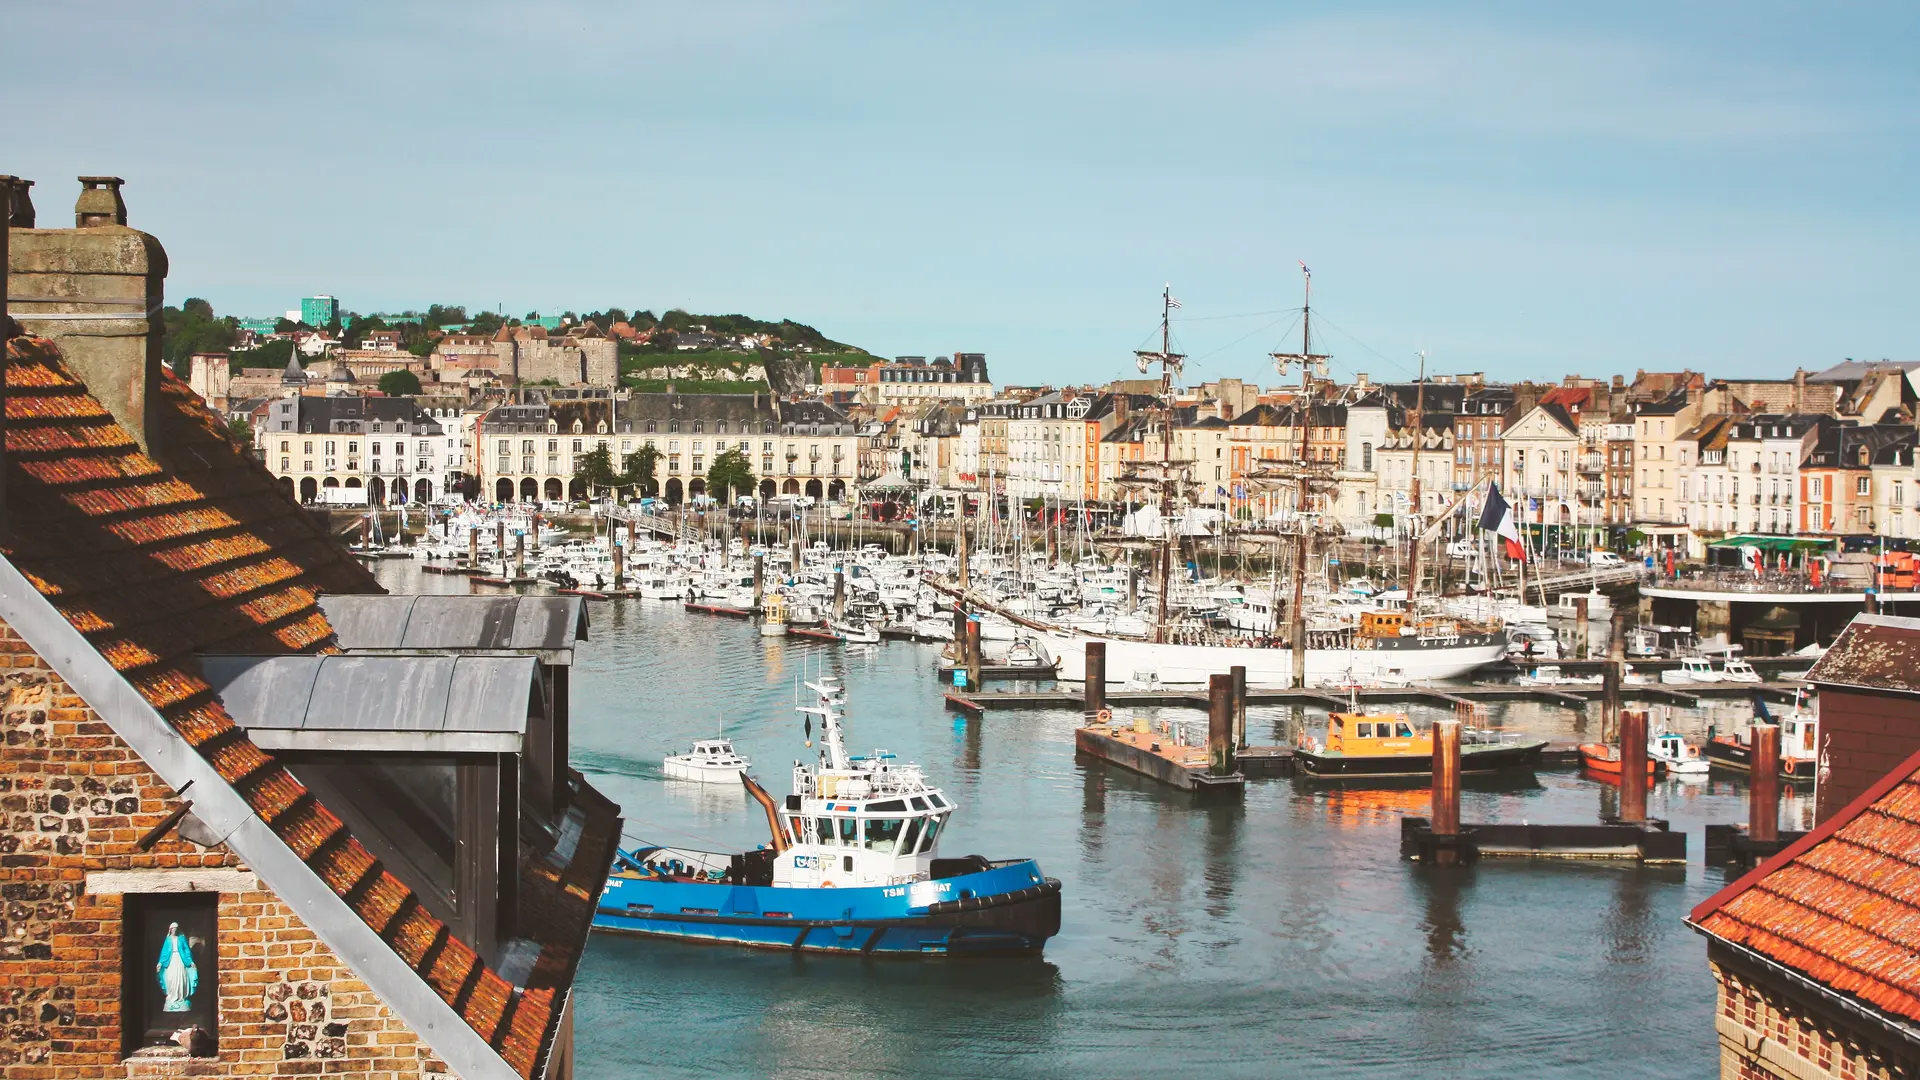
[662,738,751,783]
[1649,730,1710,776]
[828,617,882,645]
[1720,658,1762,683]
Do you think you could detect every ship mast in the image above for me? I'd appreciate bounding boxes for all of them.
[1129,286,1188,644]
[1263,263,1332,688]
[1406,349,1426,610]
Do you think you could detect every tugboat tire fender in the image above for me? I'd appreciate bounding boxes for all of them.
[821,881,837,888]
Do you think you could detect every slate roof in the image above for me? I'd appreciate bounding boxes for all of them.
[202,653,538,752]
[319,594,587,654]
[1691,742,1920,1024]
[1,336,610,1078]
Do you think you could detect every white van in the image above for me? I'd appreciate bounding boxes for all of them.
[1587,550,1627,568]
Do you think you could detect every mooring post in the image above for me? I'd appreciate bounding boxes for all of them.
[496,520,506,567]
[1127,564,1139,614]
[1432,718,1462,852]
[832,569,846,620]
[1601,609,1627,743]
[1085,641,1107,719]
[1619,708,1649,823]
[964,619,982,692]
[1231,664,1248,749]
[611,536,624,591]
[956,501,970,593]
[752,554,764,611]
[532,512,542,551]
[1749,723,1781,843]
[515,531,526,580]
[468,526,479,567]
[1208,674,1235,776]
[1573,595,1590,659]
[359,515,369,549]
[1865,589,1880,616]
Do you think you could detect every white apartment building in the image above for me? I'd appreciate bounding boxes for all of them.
[257,395,455,505]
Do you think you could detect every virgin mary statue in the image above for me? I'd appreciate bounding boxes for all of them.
[157,922,198,1012]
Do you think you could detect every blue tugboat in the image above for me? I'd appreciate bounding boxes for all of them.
[593,677,1062,956]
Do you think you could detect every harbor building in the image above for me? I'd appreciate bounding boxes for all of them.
[257,394,459,504]
[1,176,614,1078]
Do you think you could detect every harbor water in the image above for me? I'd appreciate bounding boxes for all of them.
[373,563,1780,1079]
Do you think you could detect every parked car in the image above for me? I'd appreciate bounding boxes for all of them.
[1587,550,1627,568]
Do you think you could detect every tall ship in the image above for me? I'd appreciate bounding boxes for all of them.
[593,677,1062,955]
[1010,273,1507,689]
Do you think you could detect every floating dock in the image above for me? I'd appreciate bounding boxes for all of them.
[1400,816,1687,863]
[936,681,1805,712]
[1074,724,1245,791]
[683,602,753,619]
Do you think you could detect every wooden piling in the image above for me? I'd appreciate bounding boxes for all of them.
[1573,595,1590,659]
[964,620,982,692]
[1231,665,1248,749]
[612,537,624,590]
[468,526,478,567]
[1431,718,1462,840]
[752,555,764,611]
[1865,590,1880,615]
[952,606,968,661]
[1749,723,1781,843]
[1619,708,1649,823]
[1208,674,1235,776]
[1601,609,1627,743]
[1085,641,1107,718]
[956,500,970,592]
[496,521,506,565]
[515,531,526,579]
[832,569,845,620]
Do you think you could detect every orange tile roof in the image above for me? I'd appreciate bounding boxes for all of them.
[1691,746,1920,1023]
[1,337,611,1077]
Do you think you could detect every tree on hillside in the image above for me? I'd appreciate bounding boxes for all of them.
[468,310,506,335]
[377,370,423,396]
[706,448,755,504]
[226,416,253,446]
[573,445,617,500]
[161,297,238,376]
[425,303,467,327]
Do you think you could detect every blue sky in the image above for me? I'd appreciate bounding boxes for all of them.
[11,2,1917,386]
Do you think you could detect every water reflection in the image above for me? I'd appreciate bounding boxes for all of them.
[369,562,1738,1080]
[1415,864,1472,969]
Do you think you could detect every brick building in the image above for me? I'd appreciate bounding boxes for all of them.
[1689,745,1920,1078]
[1,178,612,1078]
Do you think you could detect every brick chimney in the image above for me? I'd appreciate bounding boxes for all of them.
[6,177,168,454]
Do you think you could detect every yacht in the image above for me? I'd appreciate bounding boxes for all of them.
[662,739,751,784]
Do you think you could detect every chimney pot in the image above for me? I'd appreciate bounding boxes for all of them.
[0,177,34,227]
[74,176,127,228]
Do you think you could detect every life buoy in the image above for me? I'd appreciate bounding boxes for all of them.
[1097,708,1114,724]
[820,880,837,889]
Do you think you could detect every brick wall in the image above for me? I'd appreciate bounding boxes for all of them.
[0,618,452,1078]
[1813,687,1920,824]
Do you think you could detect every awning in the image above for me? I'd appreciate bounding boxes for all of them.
[1707,535,1830,553]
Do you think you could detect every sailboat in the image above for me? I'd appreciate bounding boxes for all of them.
[1046,274,1506,690]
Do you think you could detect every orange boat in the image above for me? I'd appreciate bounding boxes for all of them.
[1578,743,1660,777]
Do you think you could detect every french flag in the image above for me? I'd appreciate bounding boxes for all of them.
[1479,482,1525,560]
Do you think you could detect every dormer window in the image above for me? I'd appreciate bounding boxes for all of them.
[669,420,681,433]
[572,420,583,434]
[645,420,657,433]
[548,420,559,434]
